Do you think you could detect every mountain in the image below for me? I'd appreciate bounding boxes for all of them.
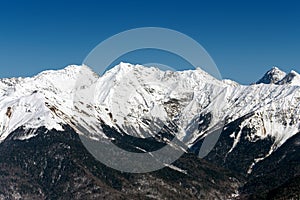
[256,67,286,84]
[256,66,300,86]
[0,63,299,199]
[277,70,300,86]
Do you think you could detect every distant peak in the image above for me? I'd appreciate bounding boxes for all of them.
[268,66,285,74]
[277,70,300,86]
[256,66,286,84]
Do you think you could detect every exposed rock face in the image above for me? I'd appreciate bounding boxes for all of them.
[5,107,12,118]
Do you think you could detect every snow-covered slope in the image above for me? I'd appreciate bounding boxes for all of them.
[0,63,299,167]
[88,63,300,149]
[0,65,100,141]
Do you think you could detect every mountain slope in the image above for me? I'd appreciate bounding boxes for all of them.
[0,125,243,199]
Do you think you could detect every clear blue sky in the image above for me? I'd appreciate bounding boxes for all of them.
[0,0,299,84]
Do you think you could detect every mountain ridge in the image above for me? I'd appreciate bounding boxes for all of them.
[0,63,299,151]
[0,63,300,199]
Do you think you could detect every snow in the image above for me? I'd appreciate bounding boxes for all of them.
[256,66,286,84]
[0,92,64,141]
[0,63,299,166]
[0,65,101,142]
[164,164,188,174]
[278,70,300,86]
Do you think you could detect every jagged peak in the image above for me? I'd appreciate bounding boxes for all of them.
[256,66,286,84]
[277,70,300,86]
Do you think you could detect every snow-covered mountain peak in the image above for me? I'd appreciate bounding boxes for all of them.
[256,66,286,84]
[277,70,300,86]
[0,64,101,142]
[34,64,95,81]
[104,62,221,86]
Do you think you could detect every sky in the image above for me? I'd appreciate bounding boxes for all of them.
[0,0,299,84]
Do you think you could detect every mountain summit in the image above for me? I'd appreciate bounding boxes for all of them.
[256,66,300,86]
[256,66,286,84]
[277,70,300,85]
